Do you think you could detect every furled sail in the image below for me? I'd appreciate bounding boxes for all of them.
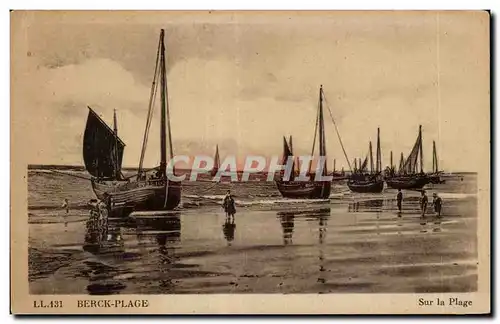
[83,107,126,179]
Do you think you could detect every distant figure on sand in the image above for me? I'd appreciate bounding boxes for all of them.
[420,190,428,217]
[222,190,236,219]
[396,189,403,214]
[61,198,69,227]
[433,192,443,217]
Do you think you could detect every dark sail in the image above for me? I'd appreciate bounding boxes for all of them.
[402,132,421,174]
[211,145,220,176]
[83,107,126,179]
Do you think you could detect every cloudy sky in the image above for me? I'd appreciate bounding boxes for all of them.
[12,11,489,171]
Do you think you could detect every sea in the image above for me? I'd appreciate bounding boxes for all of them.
[28,168,478,294]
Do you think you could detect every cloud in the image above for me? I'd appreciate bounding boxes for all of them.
[17,12,489,172]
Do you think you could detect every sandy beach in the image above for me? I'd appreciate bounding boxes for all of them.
[28,172,478,294]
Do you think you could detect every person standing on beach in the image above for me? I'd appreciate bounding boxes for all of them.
[396,189,403,214]
[222,190,236,220]
[433,193,443,217]
[420,190,428,217]
[61,198,69,228]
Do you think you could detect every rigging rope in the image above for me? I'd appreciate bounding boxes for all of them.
[138,36,161,175]
[322,94,352,172]
[307,96,320,174]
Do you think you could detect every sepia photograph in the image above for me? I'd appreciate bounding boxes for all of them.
[10,10,490,314]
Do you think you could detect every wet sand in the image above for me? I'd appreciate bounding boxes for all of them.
[29,194,477,294]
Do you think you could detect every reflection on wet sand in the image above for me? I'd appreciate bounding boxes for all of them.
[83,212,182,295]
[348,198,385,213]
[222,216,236,246]
[278,212,294,245]
[277,208,331,285]
[318,210,328,285]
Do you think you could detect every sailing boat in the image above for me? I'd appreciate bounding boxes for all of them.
[275,85,331,199]
[83,29,181,216]
[428,140,445,184]
[347,128,384,193]
[385,125,430,190]
[83,107,128,201]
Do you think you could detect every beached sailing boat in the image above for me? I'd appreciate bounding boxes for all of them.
[275,85,332,199]
[385,125,430,190]
[347,128,384,193]
[82,29,181,216]
[83,107,127,200]
[428,140,445,184]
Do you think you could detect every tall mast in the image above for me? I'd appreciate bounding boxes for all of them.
[165,35,175,163]
[432,140,435,172]
[333,159,336,172]
[319,85,327,175]
[113,109,119,179]
[289,135,298,175]
[376,127,381,173]
[435,141,438,172]
[369,141,373,173]
[419,125,423,174]
[159,29,167,177]
[390,150,393,169]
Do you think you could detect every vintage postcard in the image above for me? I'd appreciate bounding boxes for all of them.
[10,10,490,314]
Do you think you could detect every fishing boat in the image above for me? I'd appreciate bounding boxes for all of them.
[428,140,445,184]
[83,29,181,216]
[83,107,130,201]
[275,85,331,199]
[347,128,384,193]
[385,125,430,190]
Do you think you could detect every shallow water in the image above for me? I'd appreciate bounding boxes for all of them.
[28,171,478,294]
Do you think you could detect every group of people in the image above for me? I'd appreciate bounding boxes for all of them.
[396,188,443,217]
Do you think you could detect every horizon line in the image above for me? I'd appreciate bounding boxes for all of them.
[26,163,477,174]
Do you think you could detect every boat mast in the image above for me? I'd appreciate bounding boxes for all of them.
[113,109,119,179]
[319,85,327,175]
[376,127,381,173]
[137,34,161,177]
[159,29,168,177]
[289,135,298,176]
[369,141,373,173]
[308,100,320,175]
[390,150,393,170]
[419,125,423,174]
[433,140,438,173]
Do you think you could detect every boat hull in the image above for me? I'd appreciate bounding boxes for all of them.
[91,180,130,201]
[347,179,384,193]
[428,173,445,184]
[275,180,331,199]
[92,179,182,217]
[385,175,430,190]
